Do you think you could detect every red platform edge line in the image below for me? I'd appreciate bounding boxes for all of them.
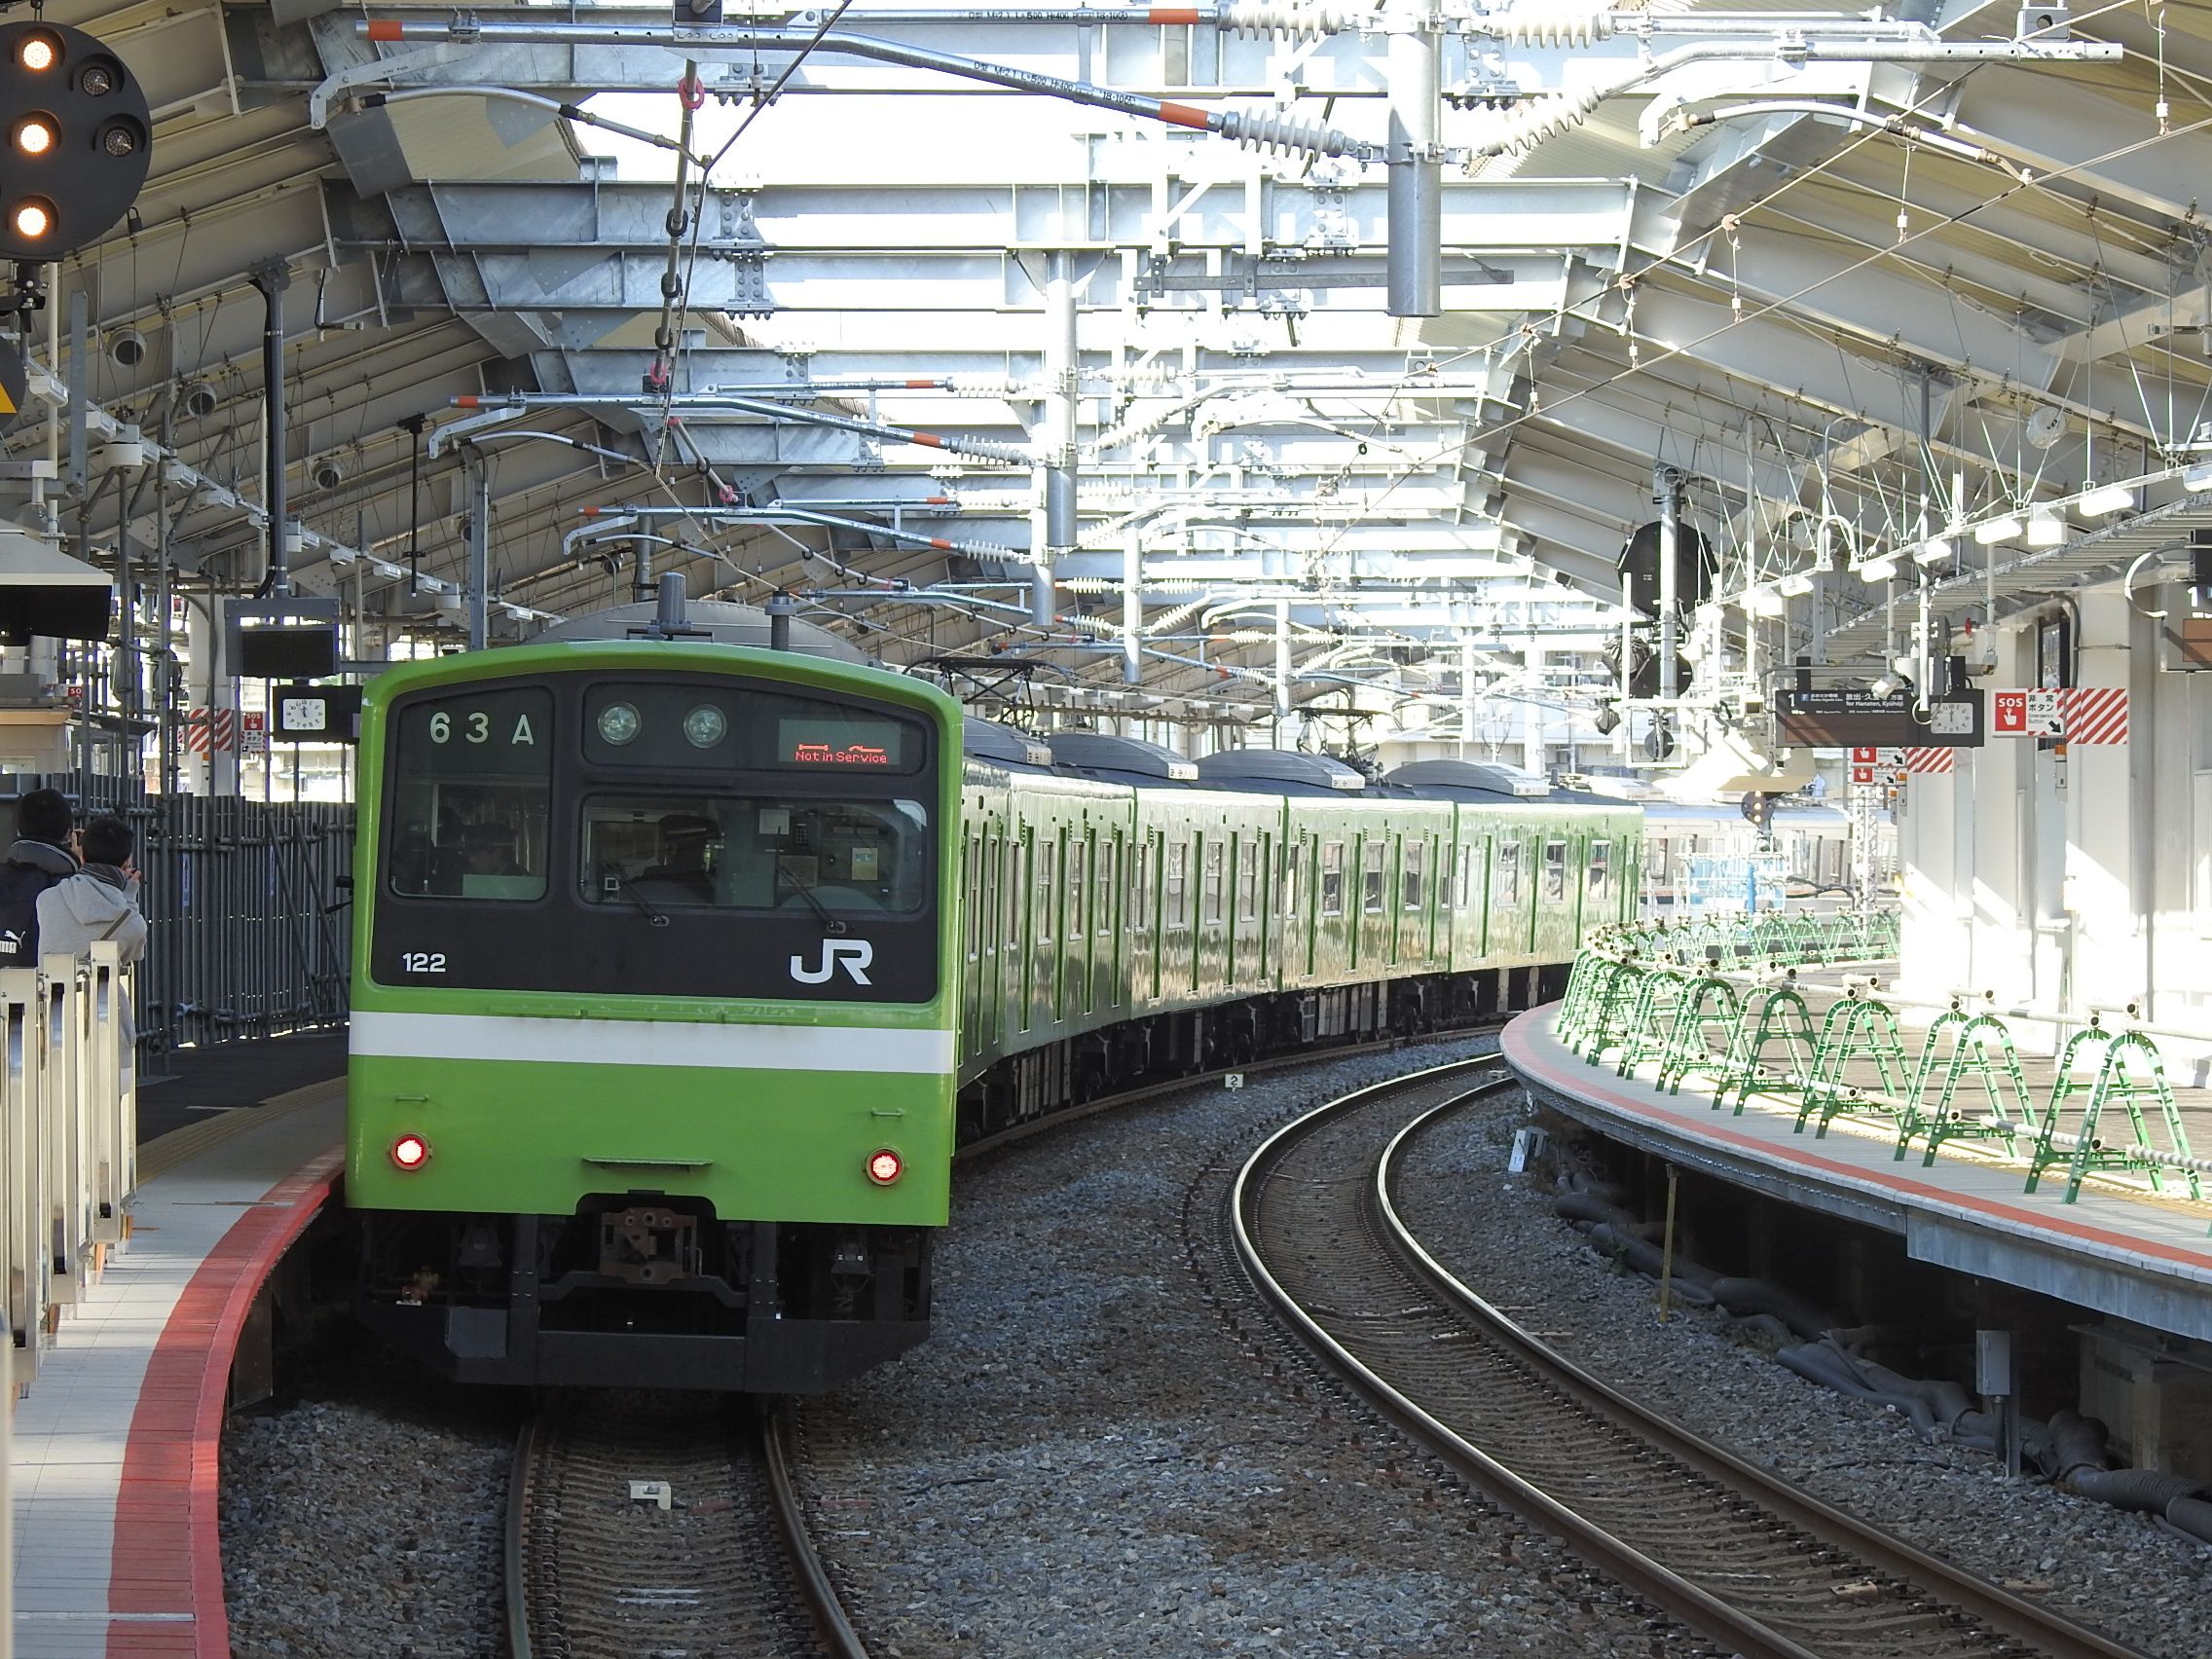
[105,1150,343,1659]
[1501,1012,2212,1276]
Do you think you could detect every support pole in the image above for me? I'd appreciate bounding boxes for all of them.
[1656,1162,1679,1323]
[465,446,490,651]
[1273,597,1291,744]
[1459,636,1477,761]
[1384,15,1441,318]
[252,264,292,598]
[1036,250,1077,626]
[1655,464,1681,706]
[1122,531,1142,685]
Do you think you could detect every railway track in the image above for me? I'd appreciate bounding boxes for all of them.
[507,1395,866,1659]
[1232,1058,2151,1659]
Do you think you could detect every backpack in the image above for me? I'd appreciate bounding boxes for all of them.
[0,859,63,969]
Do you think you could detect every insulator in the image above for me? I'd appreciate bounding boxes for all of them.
[1474,86,1606,158]
[1220,1,1366,39]
[1480,7,1615,48]
[945,374,1024,398]
[1216,106,1363,158]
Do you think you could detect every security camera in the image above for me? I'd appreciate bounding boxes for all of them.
[181,381,218,419]
[108,326,148,368]
[311,454,345,491]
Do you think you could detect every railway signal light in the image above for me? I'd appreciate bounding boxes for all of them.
[0,20,152,263]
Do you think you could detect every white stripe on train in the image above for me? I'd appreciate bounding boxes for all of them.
[350,1011,956,1074]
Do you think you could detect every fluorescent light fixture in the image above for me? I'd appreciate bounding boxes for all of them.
[1974,515,2023,545]
[2079,483,2134,515]
[2026,511,2065,547]
[1775,571,1815,598]
[1742,584,1787,617]
[1914,536,1954,567]
[1858,554,1901,582]
[2185,461,2212,493]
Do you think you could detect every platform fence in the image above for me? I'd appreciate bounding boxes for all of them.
[0,776,353,1063]
[1551,912,2212,1232]
[1,944,137,1394]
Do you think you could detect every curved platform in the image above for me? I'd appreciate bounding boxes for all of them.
[1502,1008,2212,1344]
[8,1078,343,1658]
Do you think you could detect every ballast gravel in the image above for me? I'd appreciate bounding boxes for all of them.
[1392,1087,2212,1659]
[798,1039,1699,1657]
[220,1329,516,1657]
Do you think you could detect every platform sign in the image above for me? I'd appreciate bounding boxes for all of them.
[240,710,267,755]
[1779,688,1982,747]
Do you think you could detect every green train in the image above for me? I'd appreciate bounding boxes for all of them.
[347,596,1639,1391]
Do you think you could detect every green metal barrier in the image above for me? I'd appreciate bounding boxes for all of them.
[1894,1012,2038,1165]
[2026,1024,2202,1205]
[1658,977,1742,1096]
[1713,984,1819,1118]
[1797,991,1909,1137]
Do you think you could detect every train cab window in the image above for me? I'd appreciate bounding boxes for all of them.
[578,793,930,915]
[1236,838,1259,923]
[387,685,552,902]
[1496,840,1522,907]
[1202,839,1225,925]
[1403,840,1424,911]
[1320,840,1345,917]
[1589,841,1610,898]
[1166,840,1190,928]
[1362,840,1386,914]
[1543,839,1568,903]
[1068,834,1088,940]
[1280,840,1302,918]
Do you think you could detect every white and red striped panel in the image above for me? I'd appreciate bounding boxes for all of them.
[185,707,239,755]
[2058,686,2128,745]
[1902,748,1955,774]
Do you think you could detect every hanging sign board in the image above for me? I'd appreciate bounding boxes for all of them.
[1778,688,1983,748]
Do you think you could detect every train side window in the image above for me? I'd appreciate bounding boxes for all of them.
[1068,833,1088,940]
[1403,840,1424,910]
[1543,839,1567,903]
[1320,840,1345,916]
[1202,838,1225,925]
[1589,841,1610,898]
[1496,840,1522,907]
[1236,837,1258,923]
[1362,839,1385,914]
[1166,839,1190,928]
[1037,838,1058,944]
[1280,839,1302,917]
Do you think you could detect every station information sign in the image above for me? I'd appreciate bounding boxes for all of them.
[1777,688,1983,748]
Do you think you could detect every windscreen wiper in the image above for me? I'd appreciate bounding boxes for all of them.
[603,865,671,928]
[786,877,848,937]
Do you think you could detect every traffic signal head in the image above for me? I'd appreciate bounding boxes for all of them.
[0,20,152,262]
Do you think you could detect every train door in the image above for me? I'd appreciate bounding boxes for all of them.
[1199,832,1225,995]
[1129,829,1156,1008]
[1319,835,1346,977]
[1036,830,1060,1029]
[1067,827,1089,1019]
[1008,828,1029,1034]
[1277,830,1305,983]
[960,830,979,1062]
[1164,832,1191,1002]
[1539,834,1570,959]
[1587,837,1612,937]
[1096,829,1119,1013]
[1234,832,1260,990]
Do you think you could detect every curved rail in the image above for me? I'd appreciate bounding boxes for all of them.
[1230,1063,2148,1659]
[505,1398,867,1659]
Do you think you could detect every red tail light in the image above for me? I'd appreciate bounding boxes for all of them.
[866,1148,903,1186]
[390,1133,431,1171]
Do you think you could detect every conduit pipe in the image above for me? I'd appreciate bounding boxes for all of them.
[448,391,1031,466]
[564,504,1025,562]
[356,18,1372,157]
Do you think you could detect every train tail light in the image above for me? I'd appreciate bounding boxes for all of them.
[389,1132,432,1171]
[866,1148,903,1186]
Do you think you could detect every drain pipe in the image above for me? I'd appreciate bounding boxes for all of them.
[252,263,291,597]
[766,590,796,651]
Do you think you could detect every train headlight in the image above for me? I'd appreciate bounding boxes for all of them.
[389,1132,432,1171]
[866,1148,903,1186]
[682,703,726,749]
[596,701,642,746]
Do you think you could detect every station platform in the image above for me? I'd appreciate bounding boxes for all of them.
[7,1074,345,1657]
[1502,1006,2212,1344]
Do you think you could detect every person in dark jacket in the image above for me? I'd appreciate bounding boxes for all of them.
[37,815,148,967]
[0,787,80,969]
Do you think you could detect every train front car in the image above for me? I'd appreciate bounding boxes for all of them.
[346,643,961,1391]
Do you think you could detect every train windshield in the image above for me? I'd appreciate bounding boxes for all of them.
[580,794,932,915]
[386,685,553,902]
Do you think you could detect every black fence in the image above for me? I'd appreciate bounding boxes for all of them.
[2,776,354,1060]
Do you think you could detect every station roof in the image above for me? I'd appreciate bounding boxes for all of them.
[13,2,2212,741]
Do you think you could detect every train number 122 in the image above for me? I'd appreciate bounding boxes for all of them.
[399,952,448,974]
